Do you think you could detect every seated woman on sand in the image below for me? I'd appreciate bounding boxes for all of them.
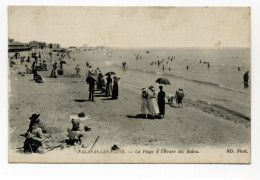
[23,114,52,153]
[67,119,85,144]
[67,112,90,145]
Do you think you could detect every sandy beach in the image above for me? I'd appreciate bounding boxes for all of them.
[8,48,251,160]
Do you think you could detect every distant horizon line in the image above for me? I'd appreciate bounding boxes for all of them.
[61,46,250,49]
[100,46,251,49]
[8,38,250,49]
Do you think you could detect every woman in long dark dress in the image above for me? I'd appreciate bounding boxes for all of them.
[112,77,120,99]
[97,73,103,90]
[105,74,112,97]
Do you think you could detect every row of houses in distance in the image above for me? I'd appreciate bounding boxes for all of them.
[66,45,106,52]
[8,38,30,52]
[8,38,61,52]
[29,41,60,50]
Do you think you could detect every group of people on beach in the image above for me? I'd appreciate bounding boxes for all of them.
[29,52,48,83]
[22,111,91,153]
[85,62,120,102]
[141,85,166,119]
[50,56,67,78]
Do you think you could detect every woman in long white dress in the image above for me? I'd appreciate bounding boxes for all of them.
[148,86,159,116]
[140,88,149,118]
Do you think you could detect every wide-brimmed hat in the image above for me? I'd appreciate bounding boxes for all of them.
[148,86,155,91]
[29,114,40,121]
[69,112,90,122]
[78,112,85,117]
[141,88,147,91]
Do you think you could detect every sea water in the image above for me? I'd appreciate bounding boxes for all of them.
[110,48,251,118]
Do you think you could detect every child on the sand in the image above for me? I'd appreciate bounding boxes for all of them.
[175,89,185,108]
[75,64,81,77]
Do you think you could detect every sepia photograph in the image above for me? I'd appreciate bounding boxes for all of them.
[8,6,251,163]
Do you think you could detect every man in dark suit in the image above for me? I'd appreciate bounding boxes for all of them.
[157,86,166,118]
[86,74,96,101]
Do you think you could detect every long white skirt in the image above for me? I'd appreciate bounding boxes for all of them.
[148,98,159,115]
[141,98,149,114]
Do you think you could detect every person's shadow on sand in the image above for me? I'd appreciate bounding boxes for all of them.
[169,103,179,108]
[95,94,106,97]
[126,114,162,120]
[74,99,90,102]
[101,98,114,100]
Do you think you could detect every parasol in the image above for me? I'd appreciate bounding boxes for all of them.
[155,78,171,85]
[105,71,116,76]
[60,60,66,64]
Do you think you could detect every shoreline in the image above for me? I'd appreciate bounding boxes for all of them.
[8,49,250,157]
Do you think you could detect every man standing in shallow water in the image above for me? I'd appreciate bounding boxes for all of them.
[243,71,249,88]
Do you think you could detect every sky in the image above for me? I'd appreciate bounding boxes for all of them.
[8,6,250,48]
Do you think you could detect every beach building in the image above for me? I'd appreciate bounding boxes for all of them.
[29,41,47,50]
[8,38,30,52]
[48,43,61,50]
[68,46,77,51]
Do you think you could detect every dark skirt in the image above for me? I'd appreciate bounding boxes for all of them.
[177,97,183,104]
[158,100,165,115]
[105,83,112,96]
[50,69,57,78]
[112,84,119,99]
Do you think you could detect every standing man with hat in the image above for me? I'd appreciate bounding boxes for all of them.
[157,86,166,118]
[86,72,96,102]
